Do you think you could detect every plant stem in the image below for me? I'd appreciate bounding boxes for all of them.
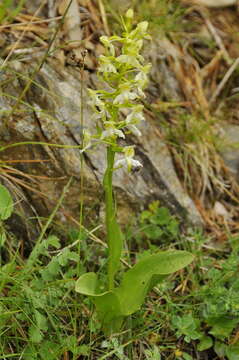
[103,146,116,290]
[78,54,86,277]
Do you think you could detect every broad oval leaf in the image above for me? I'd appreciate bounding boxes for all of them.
[94,291,123,334]
[75,272,100,296]
[116,250,194,315]
[75,251,194,334]
[75,272,123,334]
[0,184,13,220]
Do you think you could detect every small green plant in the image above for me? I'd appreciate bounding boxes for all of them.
[0,0,26,24]
[0,184,13,249]
[144,345,162,360]
[135,200,179,246]
[170,240,239,360]
[164,112,227,197]
[75,9,194,335]
[136,0,185,36]
[0,186,90,359]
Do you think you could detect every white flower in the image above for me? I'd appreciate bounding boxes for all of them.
[126,8,134,19]
[98,55,117,73]
[116,54,140,68]
[91,107,110,122]
[115,157,142,171]
[88,89,104,109]
[123,39,144,56]
[114,91,137,104]
[88,88,110,121]
[131,21,150,40]
[137,87,146,98]
[137,21,149,33]
[123,106,144,136]
[100,36,115,56]
[101,122,125,140]
[125,106,145,125]
[99,62,117,74]
[125,124,142,137]
[135,71,148,88]
[113,84,139,105]
[101,128,125,139]
[115,146,143,172]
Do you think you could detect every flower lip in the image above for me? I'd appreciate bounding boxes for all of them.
[115,157,143,172]
[125,108,145,125]
[115,145,143,172]
[101,122,125,140]
[113,90,138,104]
[98,55,117,73]
[125,124,142,137]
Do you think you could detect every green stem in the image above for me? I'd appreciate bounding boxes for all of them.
[103,146,116,290]
[77,56,85,278]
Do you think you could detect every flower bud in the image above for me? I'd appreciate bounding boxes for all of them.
[126,8,134,19]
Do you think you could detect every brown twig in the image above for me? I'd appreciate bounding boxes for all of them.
[210,57,239,104]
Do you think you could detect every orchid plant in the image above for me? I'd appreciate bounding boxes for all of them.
[75,9,194,335]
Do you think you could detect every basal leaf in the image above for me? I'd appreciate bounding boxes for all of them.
[75,272,121,313]
[75,272,123,334]
[94,291,124,334]
[0,184,13,220]
[75,272,100,296]
[116,250,194,315]
[76,251,193,333]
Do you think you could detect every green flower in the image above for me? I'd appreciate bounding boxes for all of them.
[115,146,143,172]
[125,106,145,125]
[88,89,104,109]
[116,54,141,68]
[101,122,125,140]
[98,55,117,73]
[125,124,142,137]
[100,36,116,56]
[113,84,138,104]
[135,68,150,88]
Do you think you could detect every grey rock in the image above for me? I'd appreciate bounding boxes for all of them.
[0,60,203,231]
[220,124,239,179]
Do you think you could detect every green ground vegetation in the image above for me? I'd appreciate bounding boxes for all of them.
[1,1,239,359]
[1,186,239,359]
